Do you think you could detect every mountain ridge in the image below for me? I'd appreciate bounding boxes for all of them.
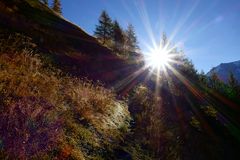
[207,60,240,83]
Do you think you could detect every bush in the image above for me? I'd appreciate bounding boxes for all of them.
[128,84,179,159]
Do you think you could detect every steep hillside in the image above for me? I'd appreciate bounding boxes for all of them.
[207,60,240,83]
[0,1,140,159]
[0,0,140,85]
[0,50,130,159]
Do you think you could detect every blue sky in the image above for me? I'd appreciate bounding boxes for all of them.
[57,0,240,73]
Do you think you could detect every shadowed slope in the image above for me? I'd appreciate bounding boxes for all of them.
[0,0,140,85]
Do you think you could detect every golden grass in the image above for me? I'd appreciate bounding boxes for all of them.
[0,47,130,159]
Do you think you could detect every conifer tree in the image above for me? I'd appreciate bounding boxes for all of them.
[42,0,48,5]
[112,20,125,53]
[228,72,238,90]
[210,72,221,90]
[52,0,62,15]
[227,72,240,98]
[125,24,138,54]
[199,70,208,85]
[94,11,113,45]
[161,32,168,47]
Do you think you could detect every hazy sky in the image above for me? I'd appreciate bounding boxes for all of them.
[58,0,240,72]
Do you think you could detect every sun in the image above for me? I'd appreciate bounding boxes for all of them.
[145,46,173,71]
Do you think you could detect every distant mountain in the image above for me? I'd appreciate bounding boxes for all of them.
[207,60,240,83]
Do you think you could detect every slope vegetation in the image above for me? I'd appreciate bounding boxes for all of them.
[0,47,130,159]
[0,0,137,85]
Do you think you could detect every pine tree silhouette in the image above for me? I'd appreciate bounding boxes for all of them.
[112,20,124,53]
[94,10,113,45]
[125,24,138,54]
[52,0,62,15]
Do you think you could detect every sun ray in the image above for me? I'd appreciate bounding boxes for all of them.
[134,0,157,49]
[113,65,148,95]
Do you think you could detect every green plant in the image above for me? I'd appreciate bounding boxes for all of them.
[201,105,218,118]
[190,116,201,130]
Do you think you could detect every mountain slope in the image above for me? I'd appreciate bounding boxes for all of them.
[207,60,240,83]
[0,0,140,85]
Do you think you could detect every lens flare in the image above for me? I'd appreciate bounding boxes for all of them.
[147,48,170,68]
[145,45,175,73]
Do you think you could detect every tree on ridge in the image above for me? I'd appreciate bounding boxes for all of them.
[94,10,113,45]
[52,0,62,15]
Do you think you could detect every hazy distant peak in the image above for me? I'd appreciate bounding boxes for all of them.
[207,60,240,83]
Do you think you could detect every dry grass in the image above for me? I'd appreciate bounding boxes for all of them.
[0,34,130,159]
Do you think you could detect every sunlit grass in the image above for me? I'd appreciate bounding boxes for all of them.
[0,36,130,159]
